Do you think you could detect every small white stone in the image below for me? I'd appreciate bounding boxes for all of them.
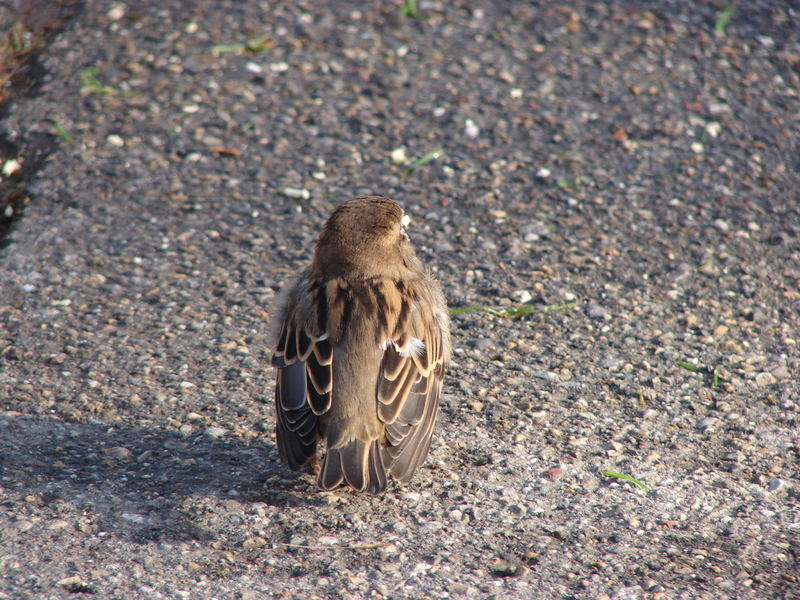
[2,158,22,176]
[465,118,480,138]
[390,147,408,164]
[755,372,777,386]
[705,121,721,138]
[107,447,134,461]
[107,3,126,20]
[121,512,146,523]
[512,290,533,304]
[318,536,339,545]
[204,426,227,439]
[767,478,788,494]
[757,35,774,48]
[402,491,422,503]
[280,187,310,199]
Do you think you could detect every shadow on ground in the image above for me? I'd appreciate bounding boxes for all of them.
[0,413,321,542]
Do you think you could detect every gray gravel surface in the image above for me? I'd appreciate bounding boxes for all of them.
[1,1,799,599]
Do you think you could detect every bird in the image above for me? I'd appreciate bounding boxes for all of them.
[270,196,450,494]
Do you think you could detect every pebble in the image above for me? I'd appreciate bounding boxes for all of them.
[14,519,35,532]
[767,479,788,494]
[107,4,125,20]
[402,492,422,503]
[2,158,22,176]
[390,147,408,164]
[447,583,472,595]
[465,118,480,138]
[242,536,267,549]
[696,417,720,431]
[599,355,622,370]
[585,304,611,320]
[770,365,790,379]
[512,290,532,303]
[106,446,134,461]
[204,426,227,439]
[545,467,564,479]
[279,187,310,199]
[754,372,777,386]
[121,513,146,523]
[491,559,521,577]
[58,576,89,589]
[534,371,558,381]
[318,536,339,545]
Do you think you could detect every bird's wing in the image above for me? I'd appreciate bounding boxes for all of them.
[271,282,332,469]
[376,283,447,482]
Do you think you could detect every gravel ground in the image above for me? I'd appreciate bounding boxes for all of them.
[1,1,799,598]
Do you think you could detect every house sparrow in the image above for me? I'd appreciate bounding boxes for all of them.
[270,196,450,493]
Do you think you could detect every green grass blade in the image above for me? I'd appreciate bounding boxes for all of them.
[212,43,245,55]
[244,36,269,52]
[602,471,650,491]
[52,122,74,145]
[677,361,699,372]
[79,67,116,94]
[448,305,505,318]
[404,149,442,173]
[399,0,418,18]
[714,3,738,36]
[449,302,576,319]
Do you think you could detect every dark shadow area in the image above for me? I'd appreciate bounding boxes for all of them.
[0,0,84,246]
[0,413,321,543]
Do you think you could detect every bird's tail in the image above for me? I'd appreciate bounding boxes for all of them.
[318,438,387,494]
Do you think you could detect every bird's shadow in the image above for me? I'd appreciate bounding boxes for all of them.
[0,413,323,543]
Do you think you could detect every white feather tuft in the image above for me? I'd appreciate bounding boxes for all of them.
[382,337,426,357]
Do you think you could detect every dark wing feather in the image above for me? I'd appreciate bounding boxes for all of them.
[377,304,447,483]
[273,289,334,470]
[306,338,332,414]
[385,369,442,482]
[275,360,316,469]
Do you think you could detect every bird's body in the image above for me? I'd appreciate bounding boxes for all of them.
[270,196,450,493]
